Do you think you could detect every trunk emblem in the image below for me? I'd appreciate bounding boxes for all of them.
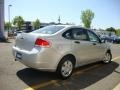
[20,36,24,39]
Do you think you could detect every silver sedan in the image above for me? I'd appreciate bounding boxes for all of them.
[12,25,112,79]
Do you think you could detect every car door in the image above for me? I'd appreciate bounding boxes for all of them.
[87,30,105,61]
[70,28,92,66]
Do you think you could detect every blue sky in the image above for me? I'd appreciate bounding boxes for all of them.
[5,0,120,29]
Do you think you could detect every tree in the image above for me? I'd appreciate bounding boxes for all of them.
[81,9,94,28]
[32,19,40,30]
[4,22,11,30]
[116,29,120,36]
[13,16,24,30]
[106,27,116,34]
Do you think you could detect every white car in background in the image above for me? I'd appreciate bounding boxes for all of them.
[12,25,112,79]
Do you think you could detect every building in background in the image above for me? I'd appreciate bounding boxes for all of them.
[0,0,6,41]
[21,21,32,32]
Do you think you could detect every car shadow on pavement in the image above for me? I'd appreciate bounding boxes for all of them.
[0,41,11,43]
[17,61,119,90]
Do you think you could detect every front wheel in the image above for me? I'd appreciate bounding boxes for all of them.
[103,52,112,64]
[56,57,74,79]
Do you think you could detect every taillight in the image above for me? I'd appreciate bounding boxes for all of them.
[35,38,50,47]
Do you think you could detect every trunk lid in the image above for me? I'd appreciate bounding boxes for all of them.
[15,33,49,51]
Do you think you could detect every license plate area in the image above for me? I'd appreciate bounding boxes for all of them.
[16,52,22,60]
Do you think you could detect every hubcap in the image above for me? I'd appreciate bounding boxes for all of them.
[104,53,111,63]
[61,60,73,77]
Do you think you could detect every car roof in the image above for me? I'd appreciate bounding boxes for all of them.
[51,25,90,30]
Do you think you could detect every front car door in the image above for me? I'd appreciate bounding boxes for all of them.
[87,30,106,61]
[70,28,92,66]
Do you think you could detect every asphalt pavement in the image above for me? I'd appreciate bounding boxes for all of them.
[0,40,120,90]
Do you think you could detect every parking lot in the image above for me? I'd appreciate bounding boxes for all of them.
[0,39,120,90]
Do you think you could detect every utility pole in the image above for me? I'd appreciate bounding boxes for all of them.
[8,4,12,30]
[0,0,6,41]
[58,16,61,24]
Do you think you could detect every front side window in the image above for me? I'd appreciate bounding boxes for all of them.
[87,30,100,43]
[62,28,88,40]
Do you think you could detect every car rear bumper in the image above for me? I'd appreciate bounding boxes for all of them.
[12,46,57,72]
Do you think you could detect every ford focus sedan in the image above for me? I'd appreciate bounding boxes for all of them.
[12,25,112,79]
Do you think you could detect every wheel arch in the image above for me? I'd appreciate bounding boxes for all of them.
[106,49,112,59]
[106,49,111,54]
[56,54,76,70]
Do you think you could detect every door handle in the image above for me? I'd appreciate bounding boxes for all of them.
[92,43,97,45]
[74,41,80,44]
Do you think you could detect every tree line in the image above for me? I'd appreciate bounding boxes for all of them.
[4,9,120,36]
[4,16,40,31]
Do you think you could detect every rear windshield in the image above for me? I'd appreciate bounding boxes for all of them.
[32,25,65,34]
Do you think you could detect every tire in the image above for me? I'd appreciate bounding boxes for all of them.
[56,56,74,79]
[103,52,112,64]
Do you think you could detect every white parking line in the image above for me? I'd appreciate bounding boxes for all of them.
[113,83,120,90]
[112,56,120,61]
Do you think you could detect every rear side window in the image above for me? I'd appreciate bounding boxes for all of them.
[62,29,72,39]
[32,25,65,34]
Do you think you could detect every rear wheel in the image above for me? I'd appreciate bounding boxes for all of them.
[103,52,112,64]
[57,57,74,79]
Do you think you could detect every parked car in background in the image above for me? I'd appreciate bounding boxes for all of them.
[8,30,14,37]
[110,35,120,44]
[14,30,33,36]
[100,35,120,44]
[100,35,111,43]
[12,25,112,79]
[14,31,24,36]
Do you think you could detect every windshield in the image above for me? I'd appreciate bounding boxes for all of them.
[32,25,65,34]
